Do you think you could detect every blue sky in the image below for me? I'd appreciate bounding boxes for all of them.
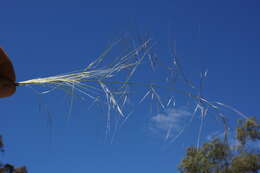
[0,0,260,172]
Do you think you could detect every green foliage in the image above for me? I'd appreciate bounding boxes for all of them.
[236,117,260,147]
[179,117,260,173]
[179,139,230,173]
[231,153,260,173]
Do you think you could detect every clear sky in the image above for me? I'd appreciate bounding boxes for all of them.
[0,0,260,172]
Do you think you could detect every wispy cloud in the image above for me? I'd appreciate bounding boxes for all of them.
[150,107,192,141]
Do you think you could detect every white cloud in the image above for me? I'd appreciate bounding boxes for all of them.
[150,107,192,140]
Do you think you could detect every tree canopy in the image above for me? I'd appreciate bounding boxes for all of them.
[0,136,27,173]
[179,117,260,173]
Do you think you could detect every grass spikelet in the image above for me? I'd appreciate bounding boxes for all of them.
[14,37,250,144]
[18,40,150,87]
[16,39,152,122]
